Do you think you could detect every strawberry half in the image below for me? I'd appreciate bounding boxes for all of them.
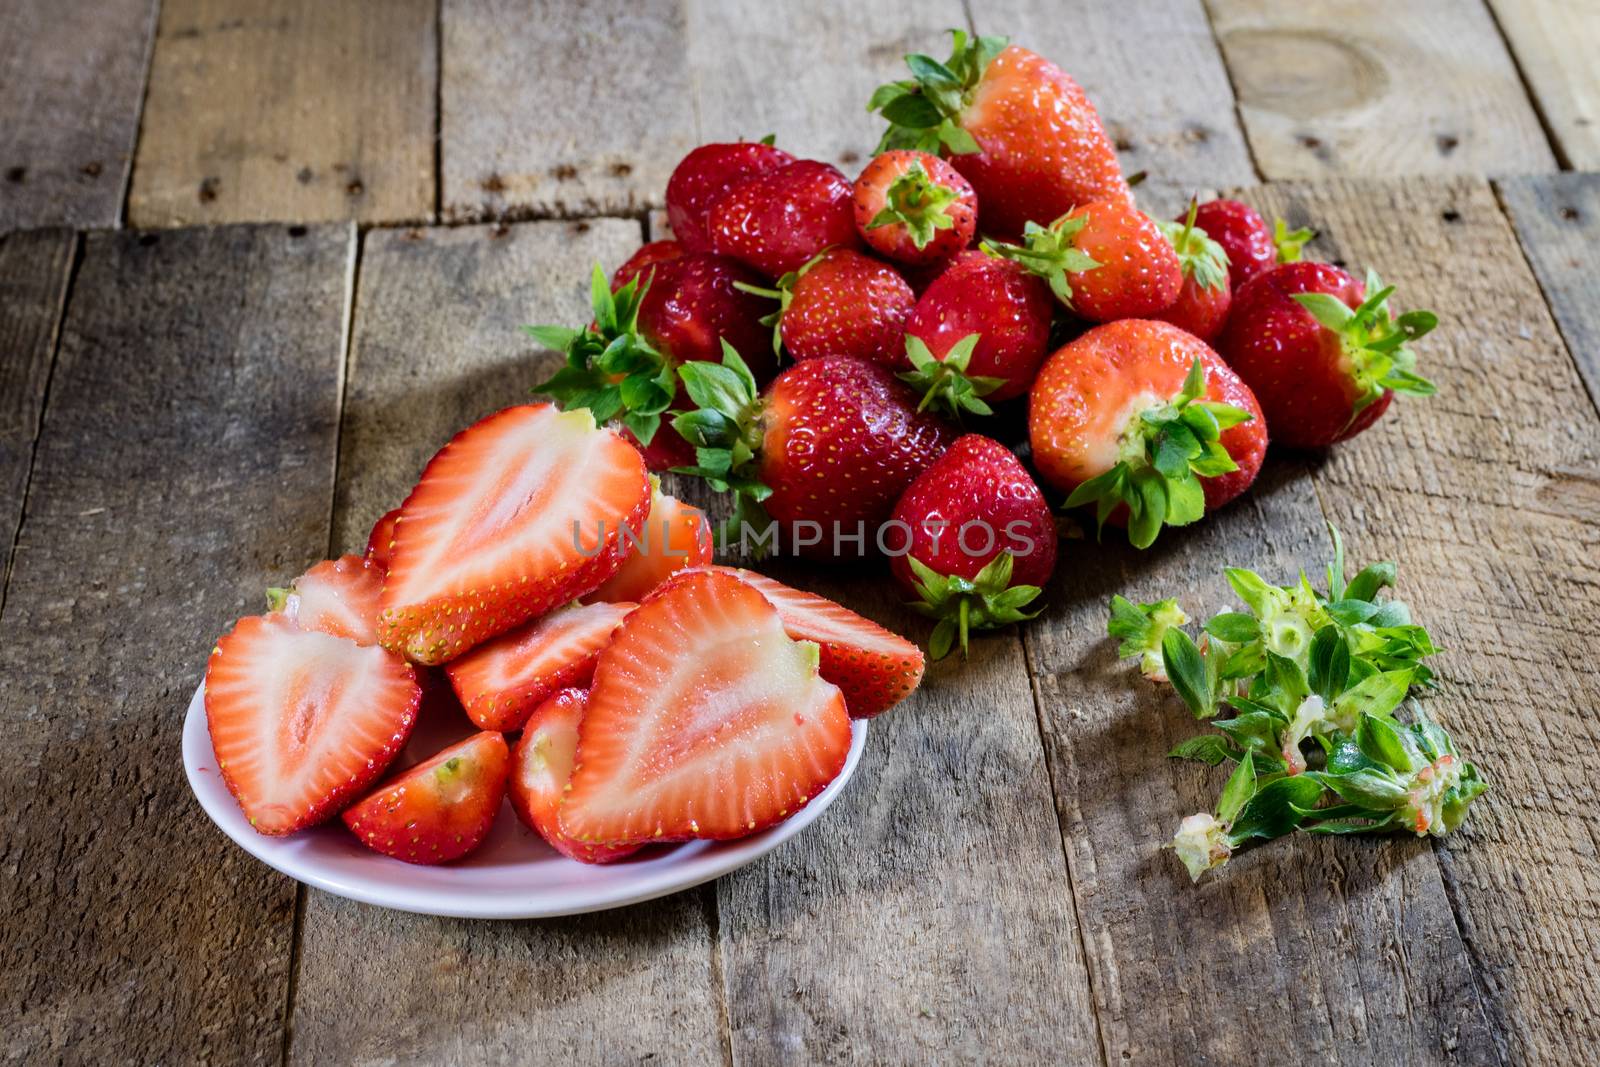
[445,600,635,731]
[585,481,712,604]
[707,159,861,278]
[559,569,852,846]
[665,141,796,252]
[365,508,400,571]
[737,247,915,365]
[268,554,384,646]
[378,404,650,665]
[1189,199,1313,289]
[1152,201,1233,343]
[852,150,977,267]
[509,688,638,864]
[205,614,421,835]
[342,731,510,865]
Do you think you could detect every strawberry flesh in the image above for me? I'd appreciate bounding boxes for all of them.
[364,508,400,571]
[510,688,638,864]
[585,485,712,604]
[273,554,384,646]
[342,731,510,865]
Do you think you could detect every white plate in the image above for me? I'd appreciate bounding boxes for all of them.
[182,681,866,919]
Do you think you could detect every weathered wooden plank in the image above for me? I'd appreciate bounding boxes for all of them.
[1489,0,1600,169]
[1496,172,1600,411]
[0,0,157,231]
[0,223,353,1063]
[1207,0,1556,179]
[1246,175,1600,1064]
[290,218,726,1066]
[440,0,696,221]
[127,0,437,228]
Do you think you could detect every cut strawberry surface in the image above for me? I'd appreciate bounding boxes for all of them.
[342,731,510,865]
[205,614,421,836]
[510,688,638,865]
[585,483,712,604]
[269,554,384,646]
[445,600,635,732]
[560,570,851,846]
[364,508,401,571]
[378,404,650,666]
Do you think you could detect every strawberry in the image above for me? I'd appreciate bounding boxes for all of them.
[1029,320,1266,548]
[559,569,851,845]
[267,554,384,646]
[665,141,796,253]
[205,614,420,835]
[379,404,650,665]
[707,159,861,278]
[1217,263,1437,447]
[445,600,634,731]
[1189,199,1313,289]
[585,481,712,603]
[738,247,914,365]
[852,149,977,267]
[509,688,638,864]
[342,731,510,865]
[364,508,400,571]
[612,240,685,288]
[897,249,1054,415]
[707,565,924,718]
[986,199,1181,323]
[1152,201,1232,343]
[888,434,1054,658]
[869,32,1128,242]
[672,348,955,558]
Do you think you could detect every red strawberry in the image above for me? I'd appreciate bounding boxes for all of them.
[585,482,712,603]
[666,141,797,252]
[707,565,924,718]
[707,159,861,278]
[509,688,638,864]
[1217,263,1437,447]
[1152,201,1232,343]
[611,240,685,288]
[445,600,634,731]
[365,508,400,571]
[673,351,955,558]
[852,150,977,267]
[1189,200,1313,289]
[268,554,384,646]
[559,569,851,845]
[740,247,914,364]
[870,33,1128,242]
[205,614,420,835]
[897,249,1054,415]
[379,404,650,665]
[888,434,1055,658]
[342,731,510,865]
[1029,320,1266,547]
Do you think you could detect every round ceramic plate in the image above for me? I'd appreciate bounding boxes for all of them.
[182,681,866,919]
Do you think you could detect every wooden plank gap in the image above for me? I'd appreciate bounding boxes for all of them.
[1480,0,1574,170]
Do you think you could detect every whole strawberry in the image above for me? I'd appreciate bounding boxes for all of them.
[665,140,796,252]
[739,247,915,364]
[889,434,1055,658]
[1190,199,1313,289]
[1030,320,1266,548]
[852,150,977,267]
[612,239,685,287]
[1218,262,1436,447]
[672,347,955,558]
[708,159,861,278]
[869,32,1128,241]
[1152,201,1232,342]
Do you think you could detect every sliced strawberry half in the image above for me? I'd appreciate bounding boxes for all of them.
[379,404,651,665]
[444,600,635,732]
[342,731,510,865]
[560,569,851,846]
[205,614,421,835]
[509,688,638,864]
[585,482,712,604]
[269,554,385,646]
[365,507,401,571]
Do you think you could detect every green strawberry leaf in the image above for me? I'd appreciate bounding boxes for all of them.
[1168,734,1244,766]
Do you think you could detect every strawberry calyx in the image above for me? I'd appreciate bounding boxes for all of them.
[1158,200,1229,291]
[868,161,963,250]
[905,553,1043,660]
[980,215,1101,307]
[1290,268,1437,418]
[868,30,1009,155]
[526,264,676,446]
[1063,359,1253,549]
[732,249,832,357]
[898,333,1006,419]
[669,340,775,550]
[1274,218,1314,264]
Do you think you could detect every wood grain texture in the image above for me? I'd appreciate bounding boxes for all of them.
[127,0,436,228]
[440,0,696,221]
[0,0,157,231]
[0,223,353,1064]
[1496,172,1600,412]
[1244,175,1600,1065]
[1207,0,1556,179]
[1489,0,1600,168]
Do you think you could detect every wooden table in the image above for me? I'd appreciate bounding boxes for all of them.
[3,2,1598,1063]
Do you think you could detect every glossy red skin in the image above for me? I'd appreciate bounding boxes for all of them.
[888,434,1057,597]
[1153,271,1232,343]
[665,142,796,252]
[708,160,862,278]
[852,150,978,267]
[903,250,1054,401]
[1191,200,1275,288]
[781,248,914,364]
[1069,199,1183,323]
[951,45,1130,242]
[342,732,510,865]
[1218,262,1389,448]
[759,357,955,556]
[365,507,401,571]
[611,241,686,289]
[1029,319,1267,515]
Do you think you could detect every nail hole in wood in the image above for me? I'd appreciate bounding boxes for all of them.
[1560,206,1581,222]
[287,225,307,237]
[5,166,26,183]
[1441,209,1461,223]
[138,234,160,247]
